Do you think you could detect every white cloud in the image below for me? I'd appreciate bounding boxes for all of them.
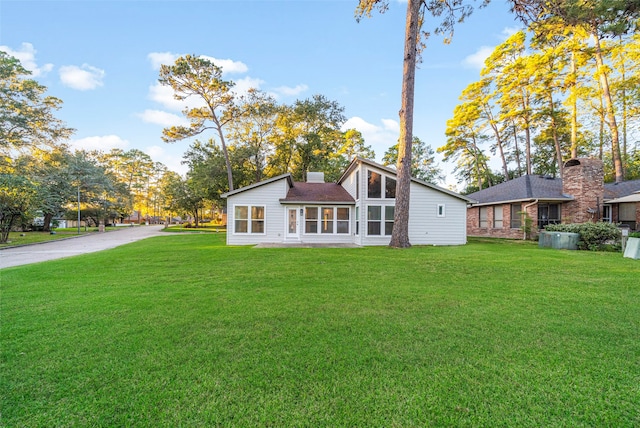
[148,82,187,111]
[0,42,53,77]
[145,145,165,158]
[69,135,129,151]
[462,46,494,70]
[59,64,105,90]
[137,109,190,127]
[148,52,179,70]
[147,51,248,74]
[233,76,264,96]
[342,116,399,161]
[271,84,309,98]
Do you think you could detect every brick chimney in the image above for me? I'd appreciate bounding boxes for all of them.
[562,158,604,223]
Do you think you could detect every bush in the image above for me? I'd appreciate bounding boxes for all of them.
[545,222,621,251]
[183,222,192,229]
[630,231,640,238]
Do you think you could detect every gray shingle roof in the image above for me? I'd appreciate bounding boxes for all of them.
[604,179,640,200]
[466,175,572,205]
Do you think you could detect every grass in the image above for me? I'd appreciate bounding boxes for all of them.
[2,235,639,426]
[0,228,102,248]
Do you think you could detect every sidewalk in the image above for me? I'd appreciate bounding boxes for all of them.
[0,225,167,269]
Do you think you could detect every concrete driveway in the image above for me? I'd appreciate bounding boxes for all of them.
[0,225,167,269]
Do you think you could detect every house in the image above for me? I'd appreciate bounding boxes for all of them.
[221,157,473,246]
[466,158,640,239]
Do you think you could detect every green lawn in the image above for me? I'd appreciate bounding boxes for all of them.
[2,235,639,426]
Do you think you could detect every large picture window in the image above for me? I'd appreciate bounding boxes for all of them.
[234,205,265,234]
[367,205,394,236]
[304,207,350,234]
[538,203,561,228]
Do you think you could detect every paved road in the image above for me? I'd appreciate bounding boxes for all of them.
[0,225,167,269]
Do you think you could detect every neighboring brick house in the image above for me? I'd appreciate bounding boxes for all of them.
[466,158,640,239]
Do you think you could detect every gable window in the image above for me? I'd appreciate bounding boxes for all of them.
[437,204,446,217]
[234,205,265,234]
[305,207,350,234]
[479,207,488,228]
[356,171,360,200]
[510,203,522,229]
[368,171,381,198]
[385,177,396,199]
[493,205,503,228]
[367,170,396,199]
[538,203,561,228]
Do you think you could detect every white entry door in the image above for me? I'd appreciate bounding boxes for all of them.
[286,207,299,239]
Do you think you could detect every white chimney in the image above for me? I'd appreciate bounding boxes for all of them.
[307,172,325,183]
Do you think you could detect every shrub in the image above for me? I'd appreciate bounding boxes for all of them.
[630,231,640,238]
[183,222,192,229]
[545,222,622,251]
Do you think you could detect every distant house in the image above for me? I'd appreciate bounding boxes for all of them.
[466,158,640,238]
[221,157,473,246]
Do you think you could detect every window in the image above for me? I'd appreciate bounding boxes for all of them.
[385,177,396,199]
[356,171,360,200]
[493,205,503,228]
[337,207,349,234]
[538,203,561,228]
[355,206,360,235]
[321,207,334,234]
[367,206,381,235]
[602,205,612,223]
[367,205,394,236]
[368,171,381,198]
[479,207,488,228]
[305,207,349,234]
[437,204,446,218]
[234,205,265,234]
[510,203,522,229]
[367,170,396,199]
[305,207,318,233]
[385,206,394,235]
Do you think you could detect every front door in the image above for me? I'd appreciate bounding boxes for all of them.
[286,207,299,239]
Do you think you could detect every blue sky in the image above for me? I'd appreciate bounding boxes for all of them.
[1,0,522,188]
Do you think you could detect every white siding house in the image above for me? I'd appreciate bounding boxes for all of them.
[222,158,472,246]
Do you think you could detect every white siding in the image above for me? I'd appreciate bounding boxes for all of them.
[407,181,468,245]
[226,178,289,245]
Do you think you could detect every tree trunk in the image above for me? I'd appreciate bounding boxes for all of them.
[592,32,624,182]
[570,51,579,159]
[389,0,419,249]
[42,212,54,232]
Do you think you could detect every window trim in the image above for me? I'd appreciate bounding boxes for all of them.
[233,204,266,235]
[367,168,396,200]
[366,204,394,237]
[303,206,350,235]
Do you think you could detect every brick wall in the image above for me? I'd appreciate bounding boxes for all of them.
[562,158,604,224]
[467,203,539,239]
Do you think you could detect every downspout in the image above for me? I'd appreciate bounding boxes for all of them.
[522,199,538,240]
